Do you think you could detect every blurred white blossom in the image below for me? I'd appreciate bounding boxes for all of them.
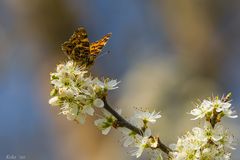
[119,127,137,147]
[150,150,163,160]
[94,109,121,135]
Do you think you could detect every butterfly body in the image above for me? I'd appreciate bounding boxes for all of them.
[61,27,111,66]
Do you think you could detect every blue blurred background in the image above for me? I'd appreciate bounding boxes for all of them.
[0,0,239,159]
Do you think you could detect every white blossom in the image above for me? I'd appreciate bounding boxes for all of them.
[190,98,238,120]
[94,109,121,135]
[118,111,163,159]
[94,118,112,135]
[49,60,119,123]
[94,78,119,90]
[119,127,136,147]
[190,100,213,120]
[135,110,161,124]
[131,128,152,158]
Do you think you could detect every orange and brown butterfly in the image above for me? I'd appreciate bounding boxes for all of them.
[61,27,112,67]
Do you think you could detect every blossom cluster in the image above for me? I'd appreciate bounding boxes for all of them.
[122,111,162,159]
[49,60,119,123]
[94,109,162,159]
[169,123,235,160]
[190,96,238,121]
[169,96,238,160]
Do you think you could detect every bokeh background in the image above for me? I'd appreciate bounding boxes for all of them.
[0,0,240,159]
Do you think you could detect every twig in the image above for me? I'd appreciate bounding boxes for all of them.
[103,98,143,135]
[103,97,172,155]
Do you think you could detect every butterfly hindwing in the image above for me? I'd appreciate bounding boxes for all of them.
[75,27,90,56]
[62,27,90,62]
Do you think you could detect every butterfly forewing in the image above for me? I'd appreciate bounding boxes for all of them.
[90,33,112,56]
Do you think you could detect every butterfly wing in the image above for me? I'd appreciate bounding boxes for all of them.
[61,27,111,66]
[61,27,90,62]
[90,33,112,56]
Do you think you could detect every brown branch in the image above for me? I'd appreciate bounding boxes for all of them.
[103,98,143,135]
[103,97,172,155]
[157,138,171,154]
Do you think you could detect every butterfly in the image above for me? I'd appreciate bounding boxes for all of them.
[61,27,112,67]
